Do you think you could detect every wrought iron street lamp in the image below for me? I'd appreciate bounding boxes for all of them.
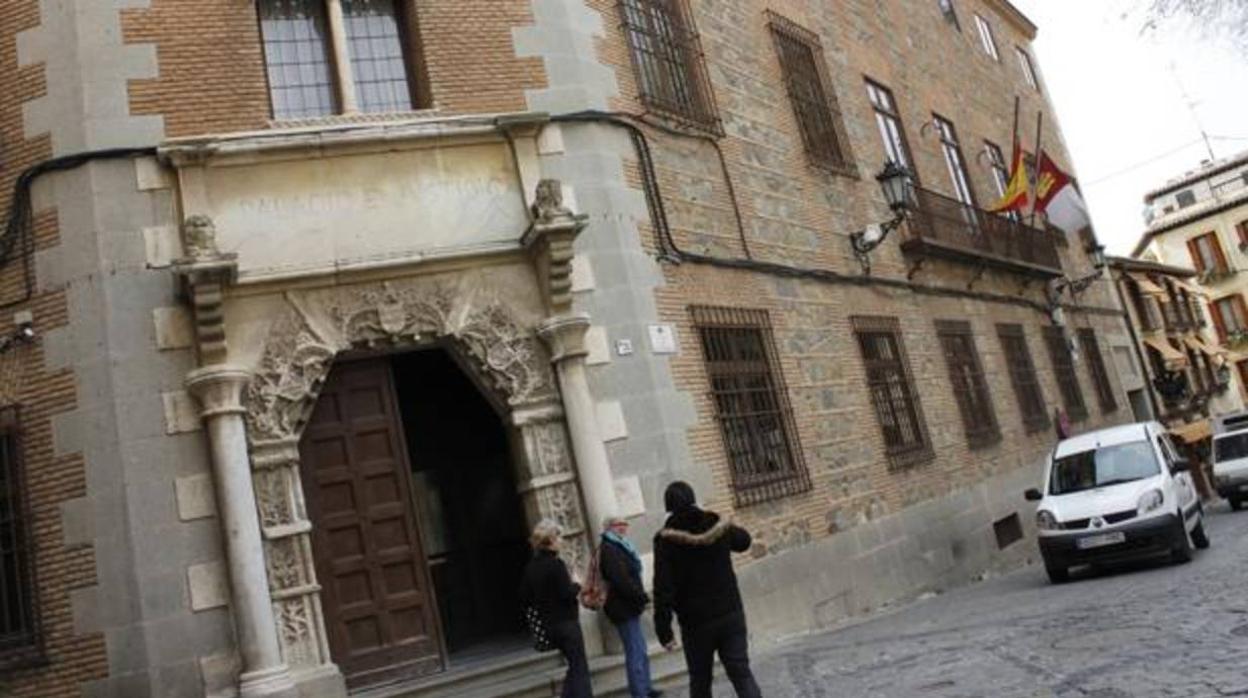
[851,161,914,274]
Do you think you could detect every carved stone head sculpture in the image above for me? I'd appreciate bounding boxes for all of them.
[182,214,220,261]
[531,179,572,223]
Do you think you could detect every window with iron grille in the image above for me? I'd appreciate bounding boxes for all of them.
[618,0,720,132]
[258,0,422,119]
[767,13,854,173]
[691,306,811,506]
[1076,328,1117,413]
[0,407,40,669]
[1043,326,1088,422]
[997,324,1049,432]
[853,316,933,468]
[936,320,1001,448]
[866,79,918,182]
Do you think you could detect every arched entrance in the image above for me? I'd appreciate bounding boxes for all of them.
[241,279,591,687]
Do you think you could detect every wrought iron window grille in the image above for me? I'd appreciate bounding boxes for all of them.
[691,306,811,506]
[1043,326,1088,422]
[0,406,44,670]
[618,0,722,133]
[852,316,933,469]
[1076,328,1118,413]
[766,11,856,175]
[936,320,1001,448]
[997,324,1050,433]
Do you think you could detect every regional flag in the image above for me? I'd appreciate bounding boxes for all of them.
[986,138,1029,213]
[1034,151,1091,234]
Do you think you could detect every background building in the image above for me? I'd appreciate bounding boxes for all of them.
[0,1,1134,696]
[1134,149,1248,394]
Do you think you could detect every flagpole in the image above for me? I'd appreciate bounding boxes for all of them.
[1027,109,1044,229]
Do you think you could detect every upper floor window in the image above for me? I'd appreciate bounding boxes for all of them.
[866,79,917,181]
[985,140,1009,197]
[1016,47,1039,89]
[1212,294,1248,341]
[258,0,420,119]
[1188,232,1229,277]
[853,316,933,468]
[973,14,1000,61]
[1176,189,1197,208]
[0,407,40,669]
[934,114,976,207]
[691,306,811,506]
[1236,219,1248,248]
[619,0,719,132]
[767,13,854,173]
[938,0,961,30]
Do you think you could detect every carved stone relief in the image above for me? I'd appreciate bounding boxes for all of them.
[242,276,586,675]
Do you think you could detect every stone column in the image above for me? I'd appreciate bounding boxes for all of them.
[174,216,297,698]
[187,367,297,698]
[325,0,358,113]
[538,314,619,535]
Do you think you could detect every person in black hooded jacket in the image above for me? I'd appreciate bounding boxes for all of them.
[652,482,761,698]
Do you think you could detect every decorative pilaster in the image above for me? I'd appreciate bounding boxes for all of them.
[175,217,298,698]
[538,314,620,538]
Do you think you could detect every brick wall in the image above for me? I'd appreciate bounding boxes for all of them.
[121,0,547,138]
[0,2,108,695]
[582,0,1129,556]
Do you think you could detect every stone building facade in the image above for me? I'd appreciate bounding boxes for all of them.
[1106,256,1243,437]
[0,1,1134,696]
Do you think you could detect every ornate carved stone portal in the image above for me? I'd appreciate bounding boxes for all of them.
[242,277,589,675]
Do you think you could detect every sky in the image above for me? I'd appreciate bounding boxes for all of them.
[1010,0,1248,255]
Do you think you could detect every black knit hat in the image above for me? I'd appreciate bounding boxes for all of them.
[663,481,696,513]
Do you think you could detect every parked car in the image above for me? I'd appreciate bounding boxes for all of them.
[1211,411,1248,510]
[1025,421,1208,583]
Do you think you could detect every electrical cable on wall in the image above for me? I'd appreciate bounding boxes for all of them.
[0,147,157,310]
[549,110,1122,320]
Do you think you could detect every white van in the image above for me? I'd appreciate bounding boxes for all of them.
[1025,421,1208,583]
[1212,411,1248,510]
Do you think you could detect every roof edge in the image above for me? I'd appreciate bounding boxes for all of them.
[1107,255,1196,278]
[1144,149,1248,203]
[987,0,1038,39]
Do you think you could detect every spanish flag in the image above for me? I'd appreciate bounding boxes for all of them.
[987,138,1030,213]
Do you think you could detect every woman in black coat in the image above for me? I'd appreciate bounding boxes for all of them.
[519,519,593,698]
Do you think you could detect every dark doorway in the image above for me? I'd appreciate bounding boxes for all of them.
[393,348,530,659]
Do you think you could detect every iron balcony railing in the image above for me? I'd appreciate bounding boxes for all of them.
[901,187,1063,277]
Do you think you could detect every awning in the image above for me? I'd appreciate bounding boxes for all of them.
[1128,272,1167,296]
[1183,336,1224,359]
[1143,336,1188,366]
[1171,419,1211,445]
[1172,278,1208,298]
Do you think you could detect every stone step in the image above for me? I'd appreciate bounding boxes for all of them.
[359,645,686,698]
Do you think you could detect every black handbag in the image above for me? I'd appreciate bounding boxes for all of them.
[523,605,556,652]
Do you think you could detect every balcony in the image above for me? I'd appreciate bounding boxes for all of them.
[900,187,1064,278]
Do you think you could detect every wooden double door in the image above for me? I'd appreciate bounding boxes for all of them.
[298,358,444,688]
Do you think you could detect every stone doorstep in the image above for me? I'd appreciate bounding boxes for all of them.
[365,645,685,698]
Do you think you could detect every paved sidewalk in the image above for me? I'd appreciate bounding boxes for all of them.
[665,502,1248,698]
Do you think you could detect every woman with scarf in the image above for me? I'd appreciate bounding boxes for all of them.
[599,516,662,698]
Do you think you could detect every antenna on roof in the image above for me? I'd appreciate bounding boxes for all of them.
[1168,62,1216,164]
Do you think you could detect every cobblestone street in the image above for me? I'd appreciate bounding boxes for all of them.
[673,502,1248,698]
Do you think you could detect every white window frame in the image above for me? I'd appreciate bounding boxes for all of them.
[1016,46,1039,89]
[974,14,1000,61]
